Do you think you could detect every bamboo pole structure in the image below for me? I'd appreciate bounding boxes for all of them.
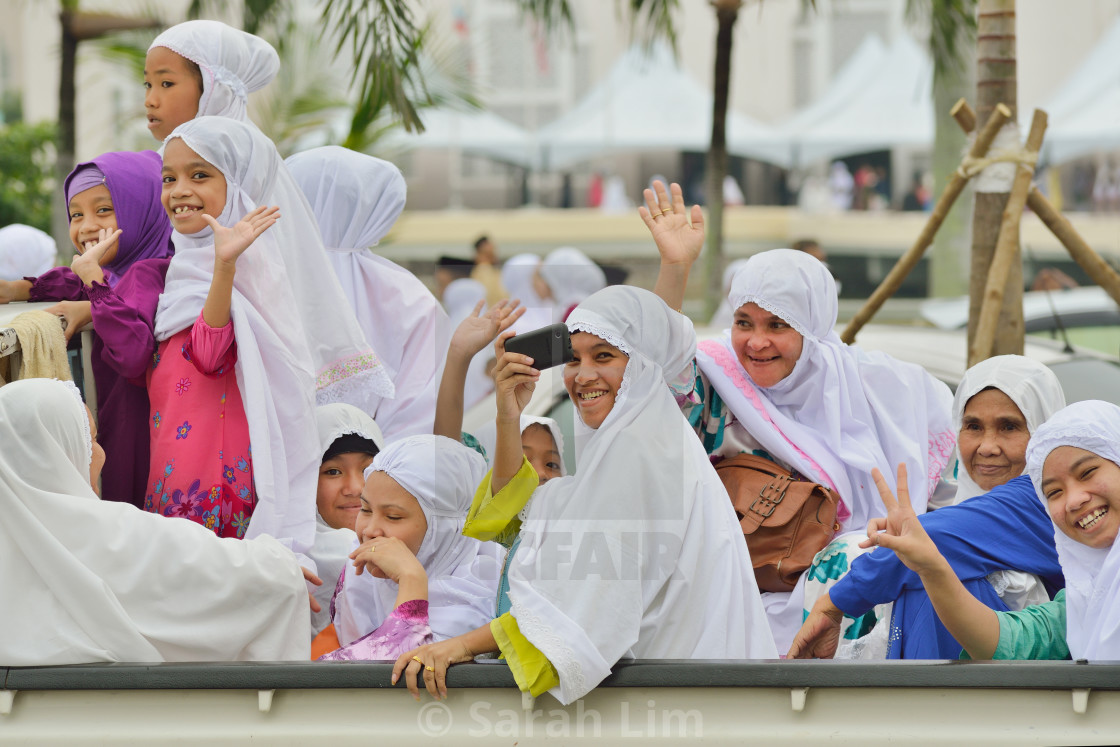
[840,102,1012,344]
[969,109,1047,366]
[952,102,1120,310]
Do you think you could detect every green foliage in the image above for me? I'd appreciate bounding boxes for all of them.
[907,0,978,79]
[0,122,57,232]
[323,0,431,134]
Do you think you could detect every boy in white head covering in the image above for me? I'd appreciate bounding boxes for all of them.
[311,403,385,636]
[321,435,503,660]
[287,146,453,441]
[145,20,279,140]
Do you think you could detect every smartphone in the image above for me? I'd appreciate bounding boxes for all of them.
[505,323,573,370]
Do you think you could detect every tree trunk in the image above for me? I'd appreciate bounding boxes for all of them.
[968,0,1021,356]
[704,2,740,319]
[928,33,975,297]
[55,9,78,263]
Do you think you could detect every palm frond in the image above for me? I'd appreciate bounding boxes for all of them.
[907,0,977,78]
[322,0,431,133]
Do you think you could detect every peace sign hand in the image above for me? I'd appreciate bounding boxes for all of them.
[862,464,944,575]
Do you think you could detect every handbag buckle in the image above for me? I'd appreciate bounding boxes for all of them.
[750,476,793,519]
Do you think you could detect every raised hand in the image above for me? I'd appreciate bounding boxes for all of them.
[493,329,538,423]
[449,298,526,359]
[70,227,122,286]
[204,205,280,266]
[639,180,704,267]
[862,464,944,575]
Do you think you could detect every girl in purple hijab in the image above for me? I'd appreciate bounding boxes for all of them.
[0,150,174,507]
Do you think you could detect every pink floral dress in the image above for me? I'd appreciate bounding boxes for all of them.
[144,313,255,538]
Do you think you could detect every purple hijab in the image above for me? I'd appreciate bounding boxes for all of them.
[63,151,174,286]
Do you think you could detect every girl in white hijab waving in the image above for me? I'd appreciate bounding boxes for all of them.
[0,378,310,665]
[150,116,391,558]
[856,399,1120,661]
[394,285,777,704]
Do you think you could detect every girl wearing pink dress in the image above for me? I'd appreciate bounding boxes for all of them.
[147,115,391,557]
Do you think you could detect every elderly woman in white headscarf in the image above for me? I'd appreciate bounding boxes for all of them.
[320,434,503,660]
[847,399,1120,661]
[394,285,777,704]
[288,147,452,440]
[145,20,279,141]
[642,181,955,652]
[0,378,311,665]
[789,355,1067,660]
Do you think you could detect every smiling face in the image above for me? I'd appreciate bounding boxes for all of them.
[959,388,1031,491]
[355,471,428,577]
[67,184,120,265]
[160,138,227,235]
[522,423,562,484]
[1042,445,1120,549]
[563,331,628,430]
[316,452,374,531]
[730,302,804,388]
[144,46,203,141]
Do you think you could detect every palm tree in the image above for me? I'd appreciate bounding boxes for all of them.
[967,0,1020,356]
[908,0,977,300]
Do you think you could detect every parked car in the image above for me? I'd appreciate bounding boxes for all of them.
[920,286,1120,356]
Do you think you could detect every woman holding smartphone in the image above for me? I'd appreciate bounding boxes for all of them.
[393,285,777,704]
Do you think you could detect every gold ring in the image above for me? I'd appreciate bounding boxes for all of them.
[661,207,672,215]
[425,665,435,672]
[412,655,423,665]
[368,545,376,553]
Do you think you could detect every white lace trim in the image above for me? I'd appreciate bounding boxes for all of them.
[510,594,586,698]
[567,321,632,357]
[60,379,93,469]
[729,294,812,339]
[322,425,381,452]
[315,368,394,414]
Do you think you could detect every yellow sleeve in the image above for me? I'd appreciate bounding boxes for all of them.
[462,457,538,547]
[491,613,560,697]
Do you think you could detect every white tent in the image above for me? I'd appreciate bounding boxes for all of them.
[536,43,789,169]
[391,107,539,169]
[1040,16,1120,164]
[782,34,933,166]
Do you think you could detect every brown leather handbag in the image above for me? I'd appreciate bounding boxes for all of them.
[714,453,840,593]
